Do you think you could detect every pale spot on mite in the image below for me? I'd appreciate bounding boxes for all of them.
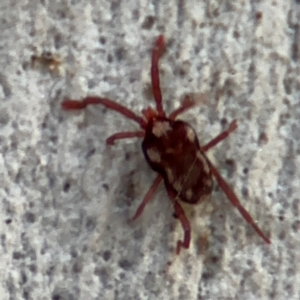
[166,168,175,183]
[205,179,213,187]
[152,121,172,137]
[147,148,161,163]
[186,188,193,199]
[166,148,175,154]
[173,180,182,192]
[185,126,195,142]
[197,152,210,173]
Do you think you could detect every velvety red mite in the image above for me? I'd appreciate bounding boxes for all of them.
[62,35,271,254]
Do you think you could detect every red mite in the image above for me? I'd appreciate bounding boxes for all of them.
[62,35,271,254]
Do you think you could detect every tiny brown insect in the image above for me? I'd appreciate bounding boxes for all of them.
[62,35,271,254]
[31,52,61,73]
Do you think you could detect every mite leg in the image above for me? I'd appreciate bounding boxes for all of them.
[209,161,271,244]
[169,95,198,120]
[167,190,191,254]
[151,35,165,116]
[106,131,145,145]
[61,97,147,129]
[129,175,163,222]
[201,120,238,152]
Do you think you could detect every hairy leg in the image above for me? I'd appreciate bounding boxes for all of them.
[129,175,163,222]
[208,161,271,244]
[62,97,147,129]
[151,35,165,116]
[106,131,144,145]
[169,95,199,120]
[201,120,237,152]
[167,189,191,254]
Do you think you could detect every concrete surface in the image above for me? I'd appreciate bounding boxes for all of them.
[0,1,299,299]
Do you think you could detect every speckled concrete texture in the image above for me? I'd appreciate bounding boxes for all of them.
[0,1,299,299]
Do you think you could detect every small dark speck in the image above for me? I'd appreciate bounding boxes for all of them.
[29,264,37,273]
[133,229,144,240]
[52,290,74,300]
[50,135,58,143]
[125,152,131,161]
[225,159,235,177]
[284,284,293,294]
[248,60,255,72]
[5,219,12,224]
[25,212,35,223]
[292,38,299,62]
[1,234,6,248]
[107,54,113,63]
[110,1,120,12]
[233,30,240,39]
[70,248,78,258]
[115,47,126,61]
[102,250,111,261]
[178,68,186,77]
[94,267,110,286]
[51,287,78,300]
[86,217,96,231]
[278,230,286,240]
[0,74,12,98]
[246,259,253,266]
[286,267,295,277]
[102,183,109,191]
[129,76,136,83]
[132,9,139,20]
[225,159,235,167]
[118,259,132,270]
[241,186,248,198]
[23,290,29,299]
[278,215,284,221]
[54,33,63,49]
[0,110,9,126]
[292,198,299,216]
[220,118,228,127]
[269,291,276,299]
[201,272,212,281]
[283,77,293,95]
[48,175,55,188]
[13,251,23,260]
[243,168,248,174]
[258,132,269,144]
[72,258,83,273]
[210,256,219,264]
[86,148,96,158]
[99,36,106,45]
[21,271,27,284]
[255,11,263,20]
[240,279,245,287]
[292,220,300,232]
[141,16,155,30]
[57,10,66,19]
[63,181,71,193]
[47,266,55,277]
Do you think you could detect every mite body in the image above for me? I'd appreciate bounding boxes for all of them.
[62,35,271,254]
[142,118,213,204]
